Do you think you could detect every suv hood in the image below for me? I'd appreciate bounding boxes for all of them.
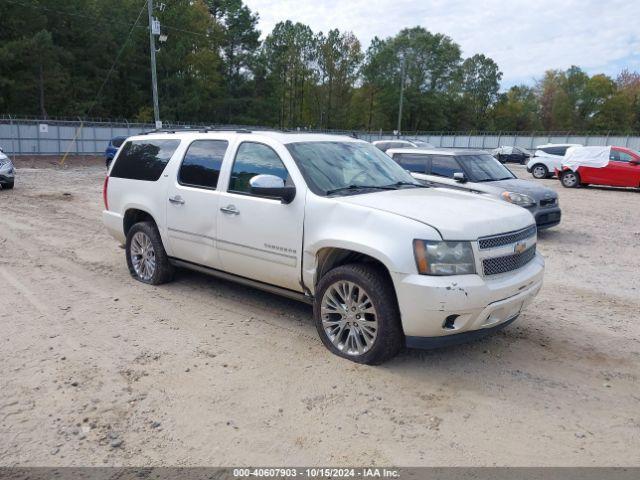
[340,187,534,240]
[475,178,557,201]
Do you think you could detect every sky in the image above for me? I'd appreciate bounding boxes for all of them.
[243,0,640,89]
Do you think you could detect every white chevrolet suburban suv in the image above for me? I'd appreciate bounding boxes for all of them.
[102,129,544,364]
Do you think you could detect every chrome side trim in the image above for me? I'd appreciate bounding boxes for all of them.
[169,258,313,304]
[167,227,296,260]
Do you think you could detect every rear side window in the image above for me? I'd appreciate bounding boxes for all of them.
[110,139,180,181]
[429,155,462,178]
[178,140,228,189]
[541,146,568,156]
[229,142,290,194]
[395,153,427,173]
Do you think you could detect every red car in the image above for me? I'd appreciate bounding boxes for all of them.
[557,146,640,188]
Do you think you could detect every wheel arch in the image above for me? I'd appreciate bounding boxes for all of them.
[315,247,392,287]
[123,208,158,237]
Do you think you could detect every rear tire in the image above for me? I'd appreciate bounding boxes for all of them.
[125,221,174,285]
[560,170,580,188]
[314,263,403,365]
[531,164,548,179]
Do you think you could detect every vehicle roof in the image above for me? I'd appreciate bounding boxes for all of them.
[372,139,415,144]
[385,147,489,156]
[535,143,582,148]
[125,129,363,145]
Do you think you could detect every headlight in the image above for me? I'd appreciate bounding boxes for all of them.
[501,191,535,207]
[413,240,475,275]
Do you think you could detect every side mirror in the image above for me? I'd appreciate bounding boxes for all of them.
[249,174,296,204]
[0,147,4,152]
[453,172,467,183]
[630,160,639,166]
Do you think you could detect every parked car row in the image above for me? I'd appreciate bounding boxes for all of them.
[526,143,582,179]
[519,141,640,189]
[556,146,640,189]
[103,130,544,364]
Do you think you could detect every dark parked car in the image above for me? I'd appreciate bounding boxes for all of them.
[105,136,127,167]
[492,146,531,164]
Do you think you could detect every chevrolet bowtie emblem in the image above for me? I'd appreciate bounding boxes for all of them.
[514,241,527,254]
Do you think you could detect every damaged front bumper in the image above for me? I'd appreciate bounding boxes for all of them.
[392,253,544,346]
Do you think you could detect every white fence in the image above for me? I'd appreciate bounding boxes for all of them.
[1,117,639,156]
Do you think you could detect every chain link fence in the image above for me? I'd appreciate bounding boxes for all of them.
[1,115,639,157]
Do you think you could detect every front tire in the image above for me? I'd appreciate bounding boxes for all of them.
[560,170,580,188]
[2,181,14,190]
[314,263,403,365]
[125,221,174,285]
[531,163,548,179]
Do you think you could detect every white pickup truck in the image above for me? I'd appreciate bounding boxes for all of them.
[102,130,544,364]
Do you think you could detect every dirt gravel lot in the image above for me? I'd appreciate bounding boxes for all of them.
[1,157,639,466]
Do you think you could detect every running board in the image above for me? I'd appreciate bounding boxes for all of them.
[169,258,313,305]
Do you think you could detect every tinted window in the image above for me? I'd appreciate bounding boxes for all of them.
[613,150,633,162]
[110,139,180,181]
[429,155,462,178]
[541,146,568,156]
[229,142,290,194]
[395,153,427,173]
[387,141,411,149]
[456,154,515,182]
[178,140,228,189]
[374,142,389,151]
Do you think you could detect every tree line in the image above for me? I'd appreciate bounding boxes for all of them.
[1,0,639,133]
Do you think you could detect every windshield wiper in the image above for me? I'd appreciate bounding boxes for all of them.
[326,184,398,196]
[383,181,427,188]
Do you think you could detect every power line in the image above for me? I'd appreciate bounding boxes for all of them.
[60,0,149,165]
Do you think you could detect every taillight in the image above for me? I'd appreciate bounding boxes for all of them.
[103,176,109,210]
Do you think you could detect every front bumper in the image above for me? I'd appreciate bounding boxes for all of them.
[534,207,561,229]
[392,253,544,343]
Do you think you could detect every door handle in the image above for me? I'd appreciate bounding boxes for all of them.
[168,195,185,205]
[220,205,239,215]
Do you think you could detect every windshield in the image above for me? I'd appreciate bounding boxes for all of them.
[286,141,420,196]
[456,154,515,182]
[411,140,435,148]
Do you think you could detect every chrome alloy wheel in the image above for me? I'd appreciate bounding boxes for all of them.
[130,231,156,281]
[320,280,378,356]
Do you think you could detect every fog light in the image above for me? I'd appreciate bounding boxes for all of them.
[443,315,459,330]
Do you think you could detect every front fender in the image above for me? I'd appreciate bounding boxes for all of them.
[302,193,441,294]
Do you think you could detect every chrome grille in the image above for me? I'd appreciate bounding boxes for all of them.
[483,245,536,276]
[478,225,537,250]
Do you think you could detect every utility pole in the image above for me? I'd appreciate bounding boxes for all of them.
[147,0,161,128]
[396,56,405,138]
